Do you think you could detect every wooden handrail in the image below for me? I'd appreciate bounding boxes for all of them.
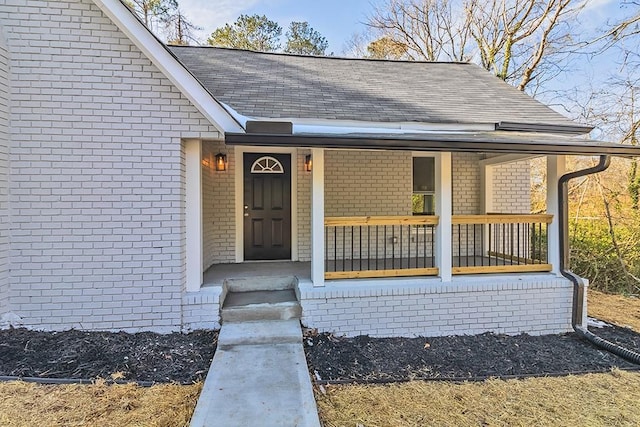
[452,214,552,225]
[325,215,440,226]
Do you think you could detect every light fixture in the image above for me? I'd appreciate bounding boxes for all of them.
[215,153,227,171]
[304,154,312,172]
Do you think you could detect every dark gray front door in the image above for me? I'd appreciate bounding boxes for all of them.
[243,153,292,260]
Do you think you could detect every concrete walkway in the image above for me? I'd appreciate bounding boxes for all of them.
[190,319,321,427]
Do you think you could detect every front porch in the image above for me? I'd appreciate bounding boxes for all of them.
[189,260,572,337]
[182,144,574,336]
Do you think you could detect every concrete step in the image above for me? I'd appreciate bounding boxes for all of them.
[221,301,302,323]
[217,319,302,349]
[221,289,301,323]
[224,275,296,292]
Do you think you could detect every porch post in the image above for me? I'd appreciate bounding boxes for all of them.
[547,155,565,275]
[480,163,494,254]
[185,139,203,292]
[436,152,452,282]
[480,164,494,213]
[311,148,325,287]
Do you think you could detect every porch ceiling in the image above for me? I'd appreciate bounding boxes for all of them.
[225,130,640,157]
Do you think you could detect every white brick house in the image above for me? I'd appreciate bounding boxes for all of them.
[0,0,637,336]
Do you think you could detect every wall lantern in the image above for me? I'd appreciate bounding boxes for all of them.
[304,154,312,172]
[215,153,228,171]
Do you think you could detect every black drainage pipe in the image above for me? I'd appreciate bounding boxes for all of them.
[559,155,640,364]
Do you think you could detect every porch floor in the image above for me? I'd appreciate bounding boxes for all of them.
[203,261,311,287]
[202,255,539,286]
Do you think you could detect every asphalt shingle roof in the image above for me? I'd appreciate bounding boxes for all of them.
[168,46,579,128]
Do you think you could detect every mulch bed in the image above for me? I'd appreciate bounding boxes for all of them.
[0,328,217,384]
[303,323,640,383]
[1,322,639,385]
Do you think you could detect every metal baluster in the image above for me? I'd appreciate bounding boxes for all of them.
[488,223,492,266]
[538,223,543,264]
[415,224,419,269]
[325,226,328,272]
[367,226,371,271]
[502,224,507,265]
[376,226,379,270]
[392,225,396,269]
[465,224,470,268]
[517,223,521,265]
[342,226,346,272]
[399,224,403,270]
[358,226,362,271]
[457,224,461,267]
[531,223,535,264]
[333,226,338,271]
[510,223,514,265]
[480,224,484,266]
[384,226,387,270]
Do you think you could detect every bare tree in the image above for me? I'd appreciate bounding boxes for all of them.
[126,0,178,31]
[597,1,640,48]
[368,0,473,61]
[165,8,202,45]
[367,0,582,92]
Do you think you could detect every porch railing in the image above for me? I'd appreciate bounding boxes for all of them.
[452,214,553,274]
[323,214,553,279]
[324,216,440,279]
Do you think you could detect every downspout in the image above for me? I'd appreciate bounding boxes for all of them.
[559,155,640,364]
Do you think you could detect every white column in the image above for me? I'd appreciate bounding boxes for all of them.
[480,164,494,214]
[435,152,452,282]
[480,164,494,254]
[311,148,325,287]
[185,140,203,292]
[547,155,565,276]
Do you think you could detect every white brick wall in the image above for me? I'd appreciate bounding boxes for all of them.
[182,287,221,331]
[202,141,235,267]
[1,0,220,331]
[0,27,9,316]
[452,153,481,215]
[493,160,531,213]
[299,275,573,337]
[325,150,413,216]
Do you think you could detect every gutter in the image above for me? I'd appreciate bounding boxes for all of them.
[559,155,640,364]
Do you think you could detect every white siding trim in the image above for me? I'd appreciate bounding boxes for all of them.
[185,140,203,292]
[435,152,452,282]
[547,155,565,275]
[233,146,299,263]
[311,148,325,287]
[93,0,243,134]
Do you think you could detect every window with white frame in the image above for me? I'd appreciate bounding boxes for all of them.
[412,156,435,215]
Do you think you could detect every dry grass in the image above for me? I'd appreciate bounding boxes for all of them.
[318,291,640,427]
[316,370,640,427]
[0,380,201,427]
[1,290,638,426]
[589,290,640,331]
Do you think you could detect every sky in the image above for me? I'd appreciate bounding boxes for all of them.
[178,0,626,55]
[178,0,381,54]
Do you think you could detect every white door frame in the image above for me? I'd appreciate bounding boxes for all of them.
[234,146,299,263]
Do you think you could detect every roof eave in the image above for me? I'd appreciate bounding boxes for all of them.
[224,132,640,157]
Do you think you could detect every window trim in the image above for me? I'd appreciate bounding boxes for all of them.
[412,152,436,216]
